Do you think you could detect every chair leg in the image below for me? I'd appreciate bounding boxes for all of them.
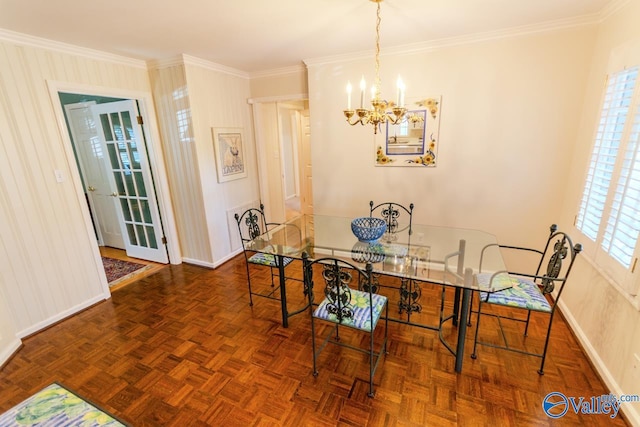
[452,288,461,326]
[310,318,318,377]
[438,286,446,324]
[524,310,532,336]
[471,301,483,359]
[244,260,254,307]
[538,312,556,375]
[384,303,389,354]
[368,328,375,397]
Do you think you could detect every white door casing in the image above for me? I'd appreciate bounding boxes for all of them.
[92,100,169,263]
[300,109,313,215]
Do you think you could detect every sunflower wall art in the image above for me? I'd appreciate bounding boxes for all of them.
[375,96,442,168]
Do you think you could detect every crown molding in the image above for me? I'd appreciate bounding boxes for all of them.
[247,93,307,104]
[181,54,249,79]
[0,27,147,69]
[146,56,185,71]
[148,54,250,78]
[249,64,307,79]
[304,13,599,68]
[598,0,631,22]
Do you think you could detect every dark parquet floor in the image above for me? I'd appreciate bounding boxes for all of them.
[0,256,631,426]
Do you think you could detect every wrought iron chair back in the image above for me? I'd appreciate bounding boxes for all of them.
[369,200,414,235]
[319,262,357,322]
[235,204,269,247]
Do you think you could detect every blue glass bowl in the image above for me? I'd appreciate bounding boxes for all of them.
[351,217,387,242]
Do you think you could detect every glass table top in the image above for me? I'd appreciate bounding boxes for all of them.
[246,214,510,291]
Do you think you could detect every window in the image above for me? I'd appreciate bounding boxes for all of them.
[576,66,640,295]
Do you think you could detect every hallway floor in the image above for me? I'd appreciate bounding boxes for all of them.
[99,246,166,291]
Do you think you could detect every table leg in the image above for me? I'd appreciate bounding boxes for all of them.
[453,239,466,327]
[277,255,289,328]
[455,268,473,373]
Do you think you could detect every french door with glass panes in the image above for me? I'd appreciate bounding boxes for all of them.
[92,100,168,263]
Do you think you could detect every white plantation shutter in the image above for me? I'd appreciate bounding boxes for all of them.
[576,66,640,295]
[577,67,638,240]
[602,107,640,267]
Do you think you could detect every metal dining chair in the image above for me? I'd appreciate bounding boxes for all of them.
[234,203,302,307]
[303,253,389,397]
[368,201,426,322]
[470,224,582,374]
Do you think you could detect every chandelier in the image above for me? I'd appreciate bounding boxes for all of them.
[343,0,421,134]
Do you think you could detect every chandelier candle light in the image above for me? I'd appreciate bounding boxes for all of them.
[343,0,416,134]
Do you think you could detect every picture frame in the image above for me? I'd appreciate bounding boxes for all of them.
[212,127,247,182]
[375,96,442,168]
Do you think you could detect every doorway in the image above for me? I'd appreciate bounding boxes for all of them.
[59,92,169,265]
[252,98,313,223]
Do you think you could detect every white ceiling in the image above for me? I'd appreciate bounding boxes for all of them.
[0,0,621,74]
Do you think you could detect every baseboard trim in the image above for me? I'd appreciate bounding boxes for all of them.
[16,294,107,339]
[0,338,22,369]
[213,249,243,268]
[182,257,215,269]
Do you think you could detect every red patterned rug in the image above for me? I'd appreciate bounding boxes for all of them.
[102,256,150,286]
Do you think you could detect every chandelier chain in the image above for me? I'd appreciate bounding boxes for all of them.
[374,1,381,100]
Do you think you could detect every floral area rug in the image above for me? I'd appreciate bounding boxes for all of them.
[101,256,150,287]
[0,382,127,426]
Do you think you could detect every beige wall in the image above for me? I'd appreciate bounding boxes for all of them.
[559,1,640,424]
[306,26,596,252]
[149,62,212,264]
[0,36,153,336]
[184,59,260,263]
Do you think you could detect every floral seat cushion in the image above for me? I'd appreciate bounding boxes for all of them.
[477,272,551,312]
[313,290,387,332]
[248,252,294,267]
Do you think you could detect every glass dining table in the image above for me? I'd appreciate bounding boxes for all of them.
[246,214,510,372]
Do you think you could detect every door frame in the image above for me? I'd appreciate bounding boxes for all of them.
[47,81,181,293]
